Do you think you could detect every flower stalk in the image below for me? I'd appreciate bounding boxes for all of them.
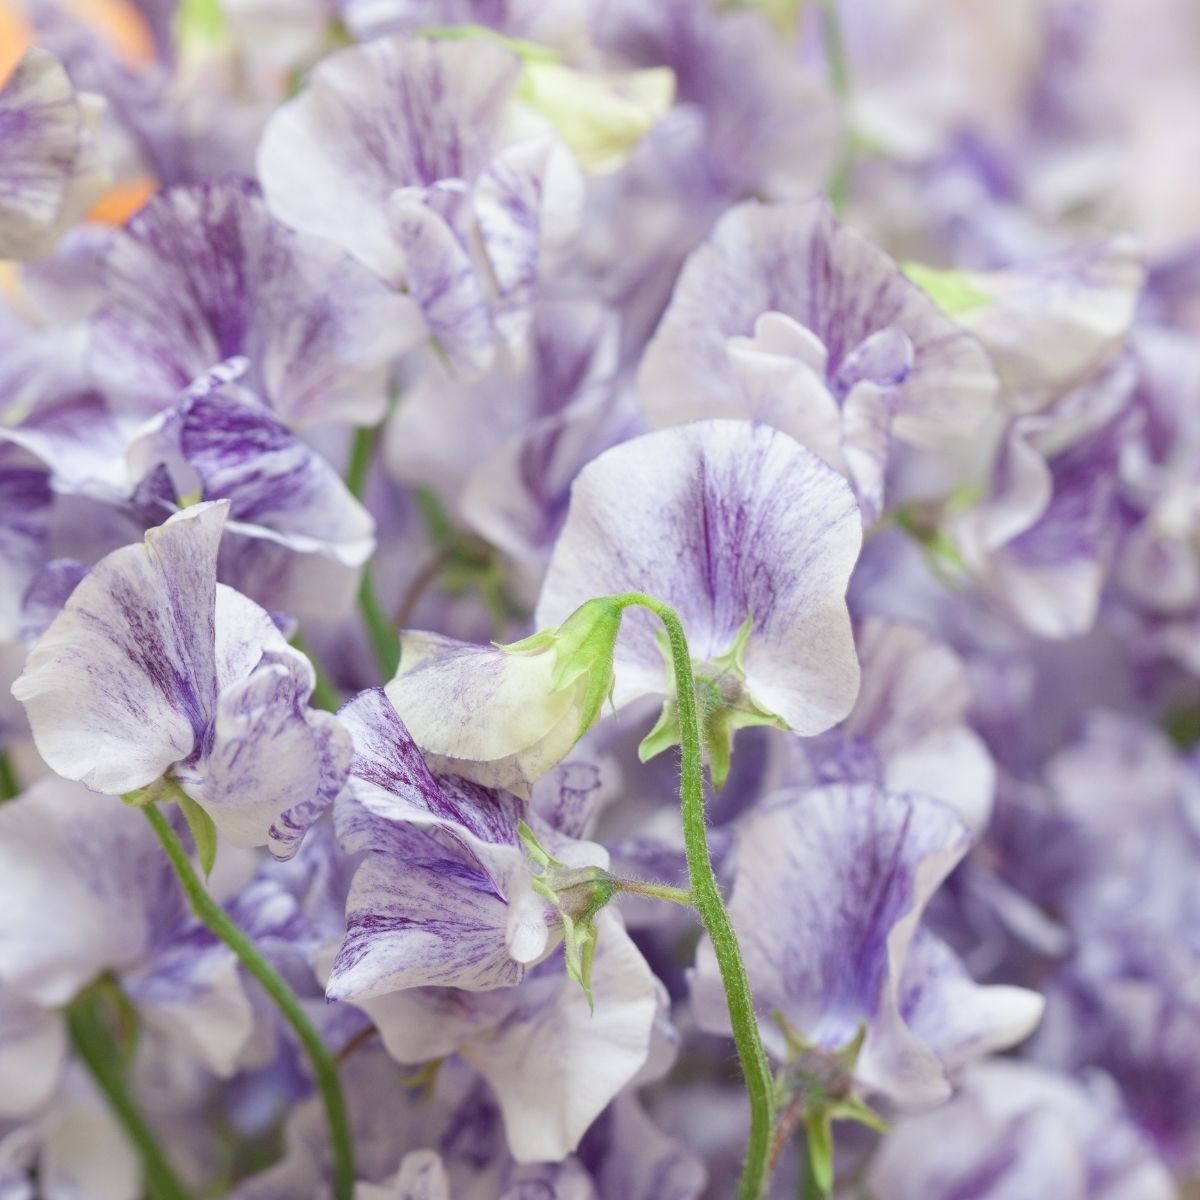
[141,803,356,1200]
[612,592,777,1200]
[66,991,193,1200]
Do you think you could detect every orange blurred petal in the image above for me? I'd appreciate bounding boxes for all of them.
[88,175,157,225]
[62,0,156,64]
[0,4,33,85]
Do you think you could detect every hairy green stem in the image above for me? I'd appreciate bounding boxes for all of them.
[67,996,192,1200]
[614,592,776,1199]
[0,750,19,803]
[614,879,694,906]
[290,633,342,712]
[142,804,355,1200]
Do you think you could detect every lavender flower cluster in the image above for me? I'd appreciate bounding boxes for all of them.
[0,1,1197,1197]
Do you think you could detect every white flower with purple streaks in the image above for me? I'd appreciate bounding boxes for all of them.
[0,778,254,1078]
[536,421,863,762]
[257,35,583,376]
[637,199,998,523]
[334,913,662,1163]
[3,363,377,618]
[0,48,108,261]
[908,234,1145,413]
[0,458,53,644]
[10,502,351,856]
[328,687,567,998]
[691,784,1043,1109]
[786,619,996,834]
[953,361,1137,638]
[866,1060,1177,1200]
[89,178,422,426]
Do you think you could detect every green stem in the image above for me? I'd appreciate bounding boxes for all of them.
[344,424,401,680]
[819,0,854,212]
[142,804,355,1200]
[0,749,19,803]
[614,879,694,906]
[359,569,400,680]
[67,996,192,1200]
[290,633,342,712]
[345,425,377,503]
[614,593,776,1199]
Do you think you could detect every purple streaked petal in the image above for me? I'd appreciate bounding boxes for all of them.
[638,198,997,448]
[257,35,522,285]
[90,178,421,427]
[0,48,108,260]
[536,421,862,735]
[11,503,226,794]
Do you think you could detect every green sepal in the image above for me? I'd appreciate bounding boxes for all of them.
[175,790,219,878]
[499,598,624,739]
[804,1109,835,1196]
[518,820,616,1010]
[637,698,681,763]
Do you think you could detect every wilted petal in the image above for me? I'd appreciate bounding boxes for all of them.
[537,421,862,734]
[12,503,225,795]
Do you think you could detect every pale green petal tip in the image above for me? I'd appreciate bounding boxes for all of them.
[903,262,992,317]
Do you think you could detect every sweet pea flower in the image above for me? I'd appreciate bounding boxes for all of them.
[10,501,351,857]
[637,199,998,523]
[691,784,1044,1110]
[0,48,108,261]
[257,35,584,376]
[867,1060,1176,1200]
[536,420,863,782]
[90,179,422,427]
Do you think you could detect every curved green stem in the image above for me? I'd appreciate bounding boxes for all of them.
[67,996,192,1200]
[142,804,355,1200]
[614,592,776,1199]
[343,424,401,681]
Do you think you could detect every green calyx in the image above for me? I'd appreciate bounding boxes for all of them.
[123,778,218,878]
[501,597,623,740]
[518,821,618,1010]
[771,1014,888,1195]
[639,615,787,788]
